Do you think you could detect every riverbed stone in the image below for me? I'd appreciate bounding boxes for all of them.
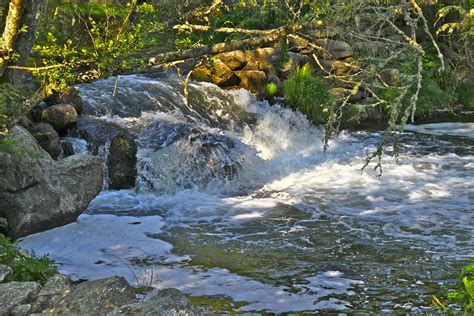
[0,281,40,315]
[108,134,138,189]
[46,276,137,315]
[0,264,12,282]
[380,68,400,85]
[18,116,34,130]
[41,103,78,133]
[45,87,83,114]
[72,116,137,190]
[235,70,266,94]
[314,39,353,59]
[319,60,351,76]
[30,123,60,159]
[0,126,103,238]
[108,288,196,316]
[31,274,73,313]
[31,102,50,123]
[192,59,236,86]
[214,50,247,70]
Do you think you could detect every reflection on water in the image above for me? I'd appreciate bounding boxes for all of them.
[20,75,474,313]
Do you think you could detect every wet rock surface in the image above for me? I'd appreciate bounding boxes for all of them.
[71,116,137,190]
[41,104,78,133]
[29,123,60,159]
[0,275,199,316]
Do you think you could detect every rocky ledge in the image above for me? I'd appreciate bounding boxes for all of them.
[0,126,104,238]
[0,271,201,316]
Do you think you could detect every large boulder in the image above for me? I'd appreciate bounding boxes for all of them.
[41,103,78,133]
[71,116,137,190]
[31,101,50,123]
[29,123,60,159]
[214,50,248,70]
[0,126,103,238]
[192,59,237,86]
[108,288,197,316]
[44,276,137,315]
[235,70,266,94]
[31,275,73,313]
[0,281,41,315]
[45,86,83,114]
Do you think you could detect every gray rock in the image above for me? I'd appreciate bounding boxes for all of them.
[31,102,50,123]
[45,87,83,114]
[192,59,236,86]
[18,116,34,131]
[108,135,137,190]
[234,70,266,94]
[10,303,32,316]
[214,50,247,70]
[0,264,12,283]
[41,104,78,132]
[314,39,353,59]
[108,288,197,316]
[31,274,73,313]
[0,281,40,315]
[29,124,60,159]
[279,52,312,77]
[0,126,103,238]
[380,68,400,85]
[45,276,137,315]
[72,116,137,190]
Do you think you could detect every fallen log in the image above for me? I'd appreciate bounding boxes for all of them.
[148,24,302,66]
[172,23,279,35]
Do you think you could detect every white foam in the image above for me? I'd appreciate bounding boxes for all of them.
[20,76,474,313]
[404,122,474,137]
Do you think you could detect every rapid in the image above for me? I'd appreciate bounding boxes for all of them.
[20,74,474,313]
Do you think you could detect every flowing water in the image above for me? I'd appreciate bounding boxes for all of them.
[20,75,474,314]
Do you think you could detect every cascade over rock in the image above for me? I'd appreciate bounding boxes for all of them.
[0,126,103,238]
[71,116,137,190]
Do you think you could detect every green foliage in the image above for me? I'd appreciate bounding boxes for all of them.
[415,76,456,117]
[180,1,290,47]
[456,81,474,110]
[0,234,57,284]
[32,1,163,92]
[283,65,332,124]
[378,74,455,119]
[444,261,474,312]
[265,82,278,96]
[0,84,27,136]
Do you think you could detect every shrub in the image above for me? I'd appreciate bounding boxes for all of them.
[0,234,57,284]
[415,76,456,117]
[283,65,331,124]
[456,81,474,110]
[265,82,278,96]
[438,261,474,312]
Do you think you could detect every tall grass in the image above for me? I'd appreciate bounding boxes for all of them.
[283,65,331,124]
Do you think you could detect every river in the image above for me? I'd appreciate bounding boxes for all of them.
[20,75,474,313]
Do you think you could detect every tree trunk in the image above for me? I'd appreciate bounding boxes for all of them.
[1,0,22,54]
[0,0,48,82]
